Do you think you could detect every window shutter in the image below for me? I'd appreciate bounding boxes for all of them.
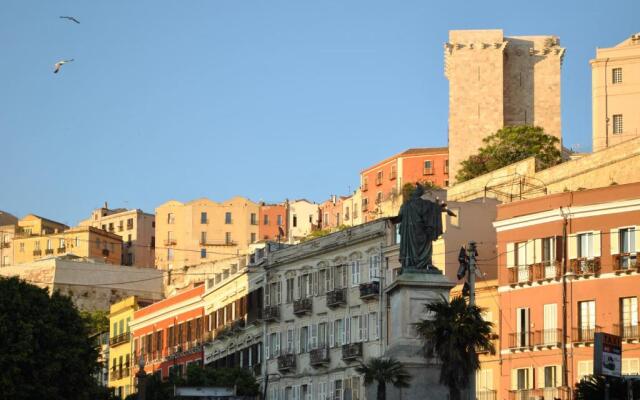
[329,321,335,347]
[506,243,515,267]
[510,369,517,390]
[313,272,319,295]
[526,240,535,265]
[555,365,563,387]
[611,228,620,255]
[534,239,542,263]
[362,314,368,342]
[528,367,534,389]
[344,317,350,345]
[537,367,544,389]
[635,227,639,253]
[593,231,601,257]
[555,236,563,262]
[568,236,577,260]
[277,282,282,304]
[265,334,270,359]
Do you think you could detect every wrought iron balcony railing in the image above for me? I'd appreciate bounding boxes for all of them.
[309,347,330,366]
[341,342,363,361]
[109,332,131,346]
[570,257,601,277]
[263,305,280,321]
[326,288,347,308]
[615,324,640,341]
[277,353,296,371]
[508,331,533,350]
[359,281,380,300]
[572,326,601,343]
[293,297,312,316]
[533,329,562,348]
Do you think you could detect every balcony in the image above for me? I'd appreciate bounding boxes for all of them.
[1,242,10,248]
[57,247,66,254]
[508,387,570,400]
[33,249,42,256]
[309,347,330,367]
[534,329,562,348]
[341,342,363,361]
[263,305,280,321]
[508,266,532,286]
[109,332,131,346]
[102,249,110,257]
[570,257,601,277]
[164,239,177,246]
[533,261,561,281]
[359,281,380,300]
[362,183,368,192]
[476,390,497,400]
[293,297,312,316]
[613,253,639,274]
[45,248,54,255]
[615,324,640,341]
[572,326,601,344]
[277,353,296,372]
[423,168,434,175]
[508,331,532,351]
[326,288,347,308]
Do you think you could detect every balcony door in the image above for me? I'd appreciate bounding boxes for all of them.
[516,308,530,347]
[543,304,557,345]
[621,297,638,339]
[579,300,596,341]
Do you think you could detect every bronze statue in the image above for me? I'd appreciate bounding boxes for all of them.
[394,184,455,273]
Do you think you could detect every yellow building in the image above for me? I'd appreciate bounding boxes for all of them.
[108,296,153,398]
[155,197,260,270]
[12,222,122,265]
[451,279,501,400]
[592,33,640,151]
[0,210,19,266]
[79,204,155,268]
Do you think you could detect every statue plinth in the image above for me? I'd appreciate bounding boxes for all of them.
[379,271,455,400]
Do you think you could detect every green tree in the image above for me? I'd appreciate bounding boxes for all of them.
[401,181,441,203]
[415,296,495,400]
[356,357,411,400]
[80,310,110,336]
[574,375,638,400]
[0,277,100,400]
[455,125,562,183]
[185,365,259,396]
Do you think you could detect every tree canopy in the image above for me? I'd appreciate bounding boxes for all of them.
[455,125,562,183]
[0,277,100,400]
[356,357,411,400]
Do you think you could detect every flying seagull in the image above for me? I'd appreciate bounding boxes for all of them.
[53,59,74,74]
[59,16,80,24]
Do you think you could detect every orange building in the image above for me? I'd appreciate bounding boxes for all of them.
[495,182,640,399]
[359,147,449,220]
[318,195,349,229]
[258,203,287,241]
[130,285,205,380]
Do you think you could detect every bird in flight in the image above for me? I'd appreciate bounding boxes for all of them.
[59,16,80,24]
[53,59,74,74]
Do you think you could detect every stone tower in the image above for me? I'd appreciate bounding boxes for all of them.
[445,29,564,182]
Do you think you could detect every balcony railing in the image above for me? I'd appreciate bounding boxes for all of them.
[57,247,66,254]
[109,332,131,346]
[45,248,54,255]
[476,390,497,400]
[533,261,561,281]
[508,331,533,350]
[309,347,330,366]
[613,253,639,273]
[341,342,363,361]
[164,239,177,246]
[326,288,347,308]
[33,249,42,256]
[1,242,10,249]
[508,387,570,400]
[359,281,380,300]
[263,305,280,321]
[293,297,312,316]
[508,266,532,285]
[573,326,601,343]
[570,257,601,277]
[277,353,296,372]
[534,329,562,348]
[615,324,640,341]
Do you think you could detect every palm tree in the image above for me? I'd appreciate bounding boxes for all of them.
[415,296,495,400]
[356,357,411,400]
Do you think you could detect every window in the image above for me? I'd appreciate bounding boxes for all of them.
[200,248,206,259]
[375,192,383,204]
[286,278,294,303]
[620,297,638,338]
[318,322,327,347]
[444,159,449,173]
[2,256,7,266]
[578,300,596,341]
[333,379,343,400]
[318,269,326,294]
[299,326,309,353]
[543,304,558,345]
[224,212,232,224]
[293,215,297,228]
[323,213,329,227]
[543,366,558,388]
[263,214,269,225]
[200,231,207,245]
[516,368,529,390]
[19,242,24,252]
[350,315,365,343]
[102,224,107,231]
[577,360,593,382]
[423,160,433,175]
[541,237,555,264]
[250,213,257,225]
[167,213,175,224]
[362,177,368,191]
[369,255,380,281]
[375,170,383,185]
[362,198,369,211]
[345,207,350,221]
[353,204,358,219]
[620,228,636,254]
[578,233,594,258]
[334,319,344,346]
[622,358,640,375]
[369,312,379,340]
[516,308,530,347]
[167,248,174,261]
[277,215,283,226]
[200,212,208,224]
[225,232,232,245]
[613,114,623,134]
[118,221,124,231]
[390,165,397,180]
[46,239,52,250]
[250,233,256,243]
[336,213,340,226]
[334,264,347,289]
[299,274,311,298]
[612,67,622,84]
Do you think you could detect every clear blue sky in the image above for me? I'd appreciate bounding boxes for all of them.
[1,0,638,225]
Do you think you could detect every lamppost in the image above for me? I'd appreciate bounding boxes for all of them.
[136,354,147,400]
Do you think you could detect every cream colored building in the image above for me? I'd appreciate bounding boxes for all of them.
[592,33,640,151]
[445,29,564,181]
[11,213,123,265]
[263,219,393,400]
[155,197,260,270]
[79,204,155,268]
[287,199,319,243]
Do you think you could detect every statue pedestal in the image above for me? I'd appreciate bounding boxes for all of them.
[381,272,455,400]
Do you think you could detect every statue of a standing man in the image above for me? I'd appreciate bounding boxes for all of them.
[394,184,453,273]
